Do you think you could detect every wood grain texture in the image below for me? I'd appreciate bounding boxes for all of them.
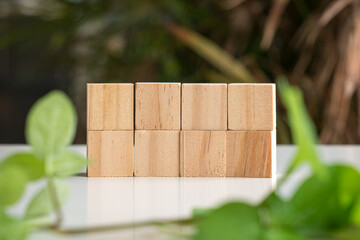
[182,84,227,130]
[226,131,274,178]
[180,131,226,177]
[135,83,181,130]
[87,84,134,130]
[87,131,133,177]
[135,130,180,177]
[228,84,275,130]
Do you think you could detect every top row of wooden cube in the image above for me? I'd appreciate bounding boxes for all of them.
[87,83,275,131]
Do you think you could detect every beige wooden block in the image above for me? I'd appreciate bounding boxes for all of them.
[135,83,180,130]
[180,131,226,177]
[87,84,133,130]
[226,131,275,178]
[182,84,227,130]
[87,131,133,177]
[135,130,179,177]
[228,84,275,130]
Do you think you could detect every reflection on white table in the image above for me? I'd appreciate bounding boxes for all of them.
[1,145,360,239]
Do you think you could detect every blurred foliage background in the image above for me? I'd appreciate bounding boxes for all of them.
[0,0,359,144]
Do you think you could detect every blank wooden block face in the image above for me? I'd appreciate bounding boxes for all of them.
[180,131,226,177]
[87,84,134,130]
[228,84,275,130]
[135,131,180,177]
[135,83,181,130]
[87,131,133,177]
[182,84,227,130]
[226,131,273,178]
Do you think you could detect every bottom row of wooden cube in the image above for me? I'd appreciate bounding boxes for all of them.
[87,130,275,178]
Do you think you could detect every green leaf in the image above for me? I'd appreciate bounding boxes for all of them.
[264,228,305,240]
[194,202,262,240]
[0,211,29,240]
[330,227,360,240]
[166,24,256,83]
[0,166,28,207]
[261,165,360,237]
[277,77,327,179]
[287,166,360,233]
[0,153,44,181]
[25,91,77,164]
[192,208,214,219]
[25,180,69,219]
[50,151,87,177]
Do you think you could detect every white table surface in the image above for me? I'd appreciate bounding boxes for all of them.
[1,145,360,239]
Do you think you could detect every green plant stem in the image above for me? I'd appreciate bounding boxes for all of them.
[47,178,63,228]
[51,218,195,235]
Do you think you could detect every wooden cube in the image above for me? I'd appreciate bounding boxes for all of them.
[135,83,181,130]
[182,84,227,130]
[87,131,133,177]
[228,84,275,130]
[226,131,275,178]
[135,131,180,177]
[180,131,226,177]
[87,84,134,130]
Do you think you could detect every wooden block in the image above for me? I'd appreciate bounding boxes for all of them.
[87,84,134,130]
[135,83,181,130]
[87,131,133,177]
[226,131,275,178]
[228,84,275,130]
[180,131,226,177]
[135,130,179,177]
[182,84,227,130]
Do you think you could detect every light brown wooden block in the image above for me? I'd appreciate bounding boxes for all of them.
[135,83,180,130]
[87,131,133,177]
[228,84,275,130]
[135,130,179,177]
[87,84,134,130]
[182,84,227,130]
[180,131,226,177]
[226,131,275,178]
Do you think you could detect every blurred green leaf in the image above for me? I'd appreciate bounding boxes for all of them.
[25,180,69,219]
[264,228,304,240]
[0,211,29,240]
[265,166,360,235]
[277,77,327,179]
[194,202,262,240]
[192,208,214,219]
[50,151,87,177]
[25,90,77,172]
[0,153,44,181]
[0,166,27,207]
[166,23,256,83]
[331,227,360,240]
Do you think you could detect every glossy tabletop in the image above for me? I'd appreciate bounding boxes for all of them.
[1,145,360,239]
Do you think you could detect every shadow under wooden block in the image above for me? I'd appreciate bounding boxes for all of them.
[228,84,275,130]
[87,83,134,130]
[135,131,180,177]
[182,84,227,130]
[87,131,133,177]
[180,131,226,177]
[226,131,275,178]
[135,83,181,130]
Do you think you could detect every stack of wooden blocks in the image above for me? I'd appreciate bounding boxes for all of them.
[87,83,276,178]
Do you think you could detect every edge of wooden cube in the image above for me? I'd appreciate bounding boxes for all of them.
[87,130,134,177]
[134,130,180,177]
[228,83,276,131]
[180,130,227,177]
[87,83,134,131]
[181,84,227,131]
[135,82,181,130]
